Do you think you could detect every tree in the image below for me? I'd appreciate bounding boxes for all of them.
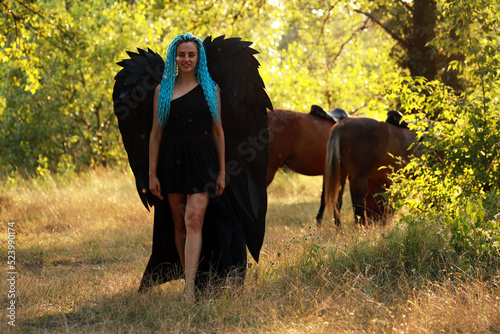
[352,0,465,92]
[0,0,277,175]
[389,0,500,262]
[1,0,400,176]
[261,0,402,117]
[1,0,82,174]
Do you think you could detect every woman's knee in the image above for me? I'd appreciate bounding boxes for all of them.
[185,212,204,233]
[173,219,186,235]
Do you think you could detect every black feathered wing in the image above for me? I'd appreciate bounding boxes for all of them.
[204,35,273,262]
[112,48,165,210]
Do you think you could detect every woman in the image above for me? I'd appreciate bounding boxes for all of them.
[149,33,226,301]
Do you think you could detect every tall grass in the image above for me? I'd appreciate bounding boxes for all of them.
[1,169,499,333]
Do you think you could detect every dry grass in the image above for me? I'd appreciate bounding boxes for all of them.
[0,168,499,333]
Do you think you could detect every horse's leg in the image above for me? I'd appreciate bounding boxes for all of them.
[316,178,345,227]
[333,182,345,227]
[365,180,390,224]
[315,182,326,226]
[266,163,280,187]
[349,176,368,226]
[365,193,384,222]
[333,169,347,227]
[365,186,384,224]
[372,189,393,225]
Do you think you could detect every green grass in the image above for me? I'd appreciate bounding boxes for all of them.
[1,168,499,333]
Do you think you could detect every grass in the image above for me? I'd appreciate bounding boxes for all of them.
[0,168,499,333]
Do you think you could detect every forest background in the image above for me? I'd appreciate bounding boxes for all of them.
[1,0,499,332]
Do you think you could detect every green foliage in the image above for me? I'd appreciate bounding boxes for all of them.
[447,196,500,264]
[389,0,500,264]
[1,0,137,175]
[348,1,445,84]
[0,0,402,176]
[262,1,402,116]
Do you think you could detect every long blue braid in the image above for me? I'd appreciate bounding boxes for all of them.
[157,33,220,127]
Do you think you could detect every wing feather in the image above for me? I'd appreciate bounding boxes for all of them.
[112,48,164,210]
[203,35,273,262]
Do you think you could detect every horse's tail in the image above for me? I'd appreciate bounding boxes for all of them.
[324,123,343,219]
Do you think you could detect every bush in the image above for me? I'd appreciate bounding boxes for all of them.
[387,1,499,268]
[447,194,500,265]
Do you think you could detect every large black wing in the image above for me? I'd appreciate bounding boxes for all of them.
[204,35,273,262]
[112,48,165,210]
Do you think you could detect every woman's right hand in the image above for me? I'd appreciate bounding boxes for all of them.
[149,175,164,200]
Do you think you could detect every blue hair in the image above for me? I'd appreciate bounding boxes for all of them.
[157,33,220,127]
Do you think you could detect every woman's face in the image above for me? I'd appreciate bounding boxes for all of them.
[176,41,198,74]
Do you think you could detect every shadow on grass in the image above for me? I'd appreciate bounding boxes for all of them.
[19,288,181,333]
[18,279,261,333]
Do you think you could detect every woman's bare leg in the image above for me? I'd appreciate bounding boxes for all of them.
[183,192,209,300]
[167,193,187,270]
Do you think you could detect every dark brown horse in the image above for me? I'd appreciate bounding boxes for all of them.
[324,116,418,226]
[266,106,355,224]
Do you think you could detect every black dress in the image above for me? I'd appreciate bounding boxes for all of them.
[138,85,248,292]
[157,84,219,195]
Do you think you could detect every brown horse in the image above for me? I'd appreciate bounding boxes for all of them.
[266,107,339,223]
[267,107,339,182]
[324,116,418,226]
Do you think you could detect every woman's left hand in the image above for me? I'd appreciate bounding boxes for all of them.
[216,172,225,196]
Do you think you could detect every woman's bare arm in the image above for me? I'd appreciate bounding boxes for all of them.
[212,90,225,196]
[149,84,164,200]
